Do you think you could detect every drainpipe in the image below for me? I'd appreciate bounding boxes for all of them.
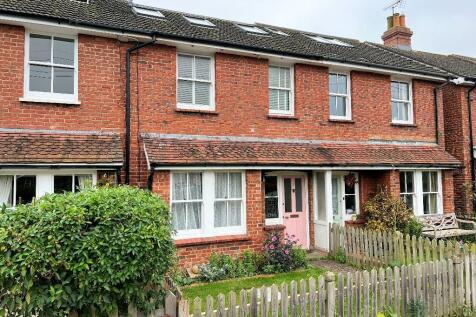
[433,79,451,144]
[125,35,156,184]
[467,81,476,199]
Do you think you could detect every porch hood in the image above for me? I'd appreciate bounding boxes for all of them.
[142,134,460,169]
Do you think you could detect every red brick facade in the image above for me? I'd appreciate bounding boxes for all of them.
[0,22,462,267]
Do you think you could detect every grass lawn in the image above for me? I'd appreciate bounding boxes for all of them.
[181,266,326,305]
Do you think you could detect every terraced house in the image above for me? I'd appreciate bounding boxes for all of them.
[0,0,473,266]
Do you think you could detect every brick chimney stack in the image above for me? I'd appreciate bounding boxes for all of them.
[382,13,413,50]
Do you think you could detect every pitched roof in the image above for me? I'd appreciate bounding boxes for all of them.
[0,132,123,165]
[0,0,450,77]
[374,43,476,79]
[142,135,460,168]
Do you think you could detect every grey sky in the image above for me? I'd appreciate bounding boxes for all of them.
[135,0,475,57]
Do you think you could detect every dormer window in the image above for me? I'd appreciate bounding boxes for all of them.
[133,6,164,18]
[237,24,268,35]
[185,16,215,27]
[307,35,352,47]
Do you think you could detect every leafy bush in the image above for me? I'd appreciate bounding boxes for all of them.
[261,232,308,273]
[198,251,260,282]
[364,189,413,232]
[402,217,424,237]
[330,247,347,264]
[0,186,175,316]
[407,300,426,317]
[377,306,397,317]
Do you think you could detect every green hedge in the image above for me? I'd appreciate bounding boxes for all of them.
[0,186,175,316]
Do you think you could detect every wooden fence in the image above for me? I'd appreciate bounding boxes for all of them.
[177,254,476,317]
[329,223,476,268]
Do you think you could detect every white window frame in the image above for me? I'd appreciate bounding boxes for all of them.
[268,65,294,116]
[399,171,415,211]
[176,53,215,111]
[0,169,97,208]
[184,16,215,27]
[391,80,414,124]
[400,170,443,216]
[170,170,246,239]
[23,31,79,104]
[329,71,352,120]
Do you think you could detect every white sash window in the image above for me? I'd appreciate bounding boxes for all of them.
[171,171,246,239]
[269,65,294,115]
[399,170,442,215]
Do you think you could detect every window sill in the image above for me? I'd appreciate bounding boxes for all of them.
[391,122,417,128]
[175,234,250,247]
[263,224,286,231]
[267,114,299,120]
[20,97,81,105]
[175,108,218,115]
[329,118,354,124]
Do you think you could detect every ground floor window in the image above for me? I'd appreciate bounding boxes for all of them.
[171,171,246,239]
[0,170,97,208]
[399,170,442,215]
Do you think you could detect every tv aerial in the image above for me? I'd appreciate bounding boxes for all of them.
[384,0,406,15]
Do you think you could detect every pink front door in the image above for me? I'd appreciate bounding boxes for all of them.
[282,176,308,248]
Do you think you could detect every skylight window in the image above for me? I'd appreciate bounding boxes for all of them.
[185,16,215,27]
[133,6,164,18]
[237,24,268,35]
[265,27,288,36]
[308,35,352,47]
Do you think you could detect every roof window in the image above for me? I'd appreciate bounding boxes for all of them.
[185,16,215,27]
[133,6,164,18]
[308,35,352,47]
[237,24,268,35]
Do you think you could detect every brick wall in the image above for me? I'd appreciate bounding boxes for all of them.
[442,85,473,213]
[0,24,125,133]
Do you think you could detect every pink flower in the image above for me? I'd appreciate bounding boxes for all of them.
[271,236,277,242]
[284,250,290,255]
[269,244,275,250]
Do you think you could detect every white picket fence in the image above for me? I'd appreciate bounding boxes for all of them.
[329,223,474,267]
[177,253,476,317]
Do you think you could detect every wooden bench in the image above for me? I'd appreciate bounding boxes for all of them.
[419,213,476,239]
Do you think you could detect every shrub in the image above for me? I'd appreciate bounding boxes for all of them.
[364,189,413,232]
[198,251,260,282]
[261,232,308,273]
[403,217,424,237]
[407,300,426,317]
[0,186,175,316]
[330,247,347,264]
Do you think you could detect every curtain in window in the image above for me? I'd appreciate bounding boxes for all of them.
[214,172,242,228]
[76,175,92,191]
[0,176,13,207]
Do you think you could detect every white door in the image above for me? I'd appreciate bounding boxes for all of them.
[331,173,359,226]
[314,171,332,250]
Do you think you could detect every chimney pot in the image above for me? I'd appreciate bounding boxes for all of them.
[382,13,413,50]
[400,15,406,27]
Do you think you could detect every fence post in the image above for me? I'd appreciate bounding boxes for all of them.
[178,300,189,317]
[454,255,464,308]
[325,272,336,317]
[165,292,178,317]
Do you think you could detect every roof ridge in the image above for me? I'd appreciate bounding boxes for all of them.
[366,42,453,77]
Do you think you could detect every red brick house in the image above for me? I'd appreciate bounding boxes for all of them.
[0,1,466,266]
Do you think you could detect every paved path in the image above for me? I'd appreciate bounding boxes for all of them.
[307,251,358,274]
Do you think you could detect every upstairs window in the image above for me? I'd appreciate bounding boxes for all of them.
[133,6,164,18]
[391,81,413,124]
[269,65,293,115]
[329,73,351,120]
[24,33,77,103]
[177,53,214,111]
